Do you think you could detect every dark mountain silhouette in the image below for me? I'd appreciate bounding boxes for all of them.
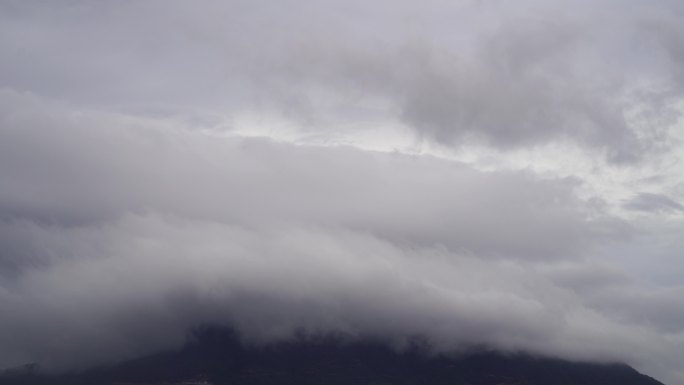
[0,326,665,385]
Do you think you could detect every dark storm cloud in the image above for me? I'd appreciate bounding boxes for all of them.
[624,192,684,213]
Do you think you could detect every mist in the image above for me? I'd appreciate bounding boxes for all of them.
[1,1,684,384]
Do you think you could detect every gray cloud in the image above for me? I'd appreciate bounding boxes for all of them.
[0,89,629,264]
[0,215,674,373]
[624,192,684,213]
[0,0,681,161]
[1,2,684,385]
[0,89,680,384]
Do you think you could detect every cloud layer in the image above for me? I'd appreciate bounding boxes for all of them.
[2,0,682,160]
[1,1,683,384]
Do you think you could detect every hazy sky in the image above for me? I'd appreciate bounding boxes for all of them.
[1,1,683,383]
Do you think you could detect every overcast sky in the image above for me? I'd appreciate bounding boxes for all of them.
[1,1,683,384]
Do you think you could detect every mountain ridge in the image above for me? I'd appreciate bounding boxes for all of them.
[0,326,665,385]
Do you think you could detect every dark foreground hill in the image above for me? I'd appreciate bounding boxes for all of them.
[0,327,665,385]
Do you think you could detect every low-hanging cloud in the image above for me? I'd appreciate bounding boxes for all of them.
[0,89,682,384]
[0,215,670,370]
[1,1,684,384]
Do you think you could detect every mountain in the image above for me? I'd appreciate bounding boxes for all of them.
[0,326,665,385]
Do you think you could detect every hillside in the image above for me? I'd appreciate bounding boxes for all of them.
[0,327,665,385]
